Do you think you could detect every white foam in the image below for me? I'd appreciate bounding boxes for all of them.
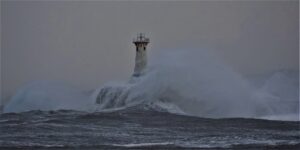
[113,142,173,147]
[259,114,299,121]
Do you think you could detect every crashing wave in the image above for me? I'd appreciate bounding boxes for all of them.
[3,49,299,121]
[3,81,94,113]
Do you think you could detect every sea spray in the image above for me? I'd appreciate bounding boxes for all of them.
[3,81,94,113]
[93,48,299,119]
[3,49,299,120]
[136,48,260,118]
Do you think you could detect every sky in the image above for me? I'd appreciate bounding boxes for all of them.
[1,0,299,104]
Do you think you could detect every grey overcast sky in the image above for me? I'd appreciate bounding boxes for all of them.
[1,0,299,103]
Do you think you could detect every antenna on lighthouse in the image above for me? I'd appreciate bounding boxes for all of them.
[132,33,149,77]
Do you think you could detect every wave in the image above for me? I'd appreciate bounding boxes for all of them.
[112,142,174,148]
[3,81,95,113]
[1,108,299,149]
[3,49,299,121]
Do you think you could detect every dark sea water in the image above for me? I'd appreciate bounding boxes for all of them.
[0,107,299,150]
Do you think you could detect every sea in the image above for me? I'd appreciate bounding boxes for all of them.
[0,107,299,149]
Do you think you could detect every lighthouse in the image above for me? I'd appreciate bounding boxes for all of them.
[132,33,149,77]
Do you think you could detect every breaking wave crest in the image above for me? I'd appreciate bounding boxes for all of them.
[3,49,299,121]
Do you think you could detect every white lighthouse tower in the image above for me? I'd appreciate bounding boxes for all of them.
[132,33,149,77]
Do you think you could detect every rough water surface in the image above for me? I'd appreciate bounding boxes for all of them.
[0,107,299,149]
